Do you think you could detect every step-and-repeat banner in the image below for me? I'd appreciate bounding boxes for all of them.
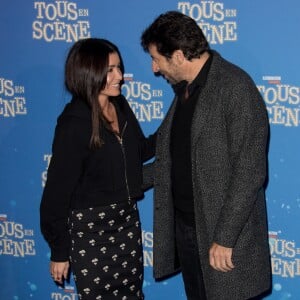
[1,1,299,299]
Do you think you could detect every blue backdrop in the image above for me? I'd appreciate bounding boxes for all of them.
[1,1,300,299]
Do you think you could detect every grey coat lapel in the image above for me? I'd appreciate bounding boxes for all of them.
[191,78,216,151]
[158,96,178,142]
[191,53,221,149]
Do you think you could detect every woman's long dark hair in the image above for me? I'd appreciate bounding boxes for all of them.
[65,38,124,148]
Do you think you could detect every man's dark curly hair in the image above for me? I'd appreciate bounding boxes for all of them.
[141,11,209,60]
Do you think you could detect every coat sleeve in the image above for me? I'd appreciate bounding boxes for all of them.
[40,116,89,261]
[213,75,269,248]
[142,162,155,191]
[120,95,157,162]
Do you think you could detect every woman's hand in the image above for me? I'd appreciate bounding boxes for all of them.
[50,260,70,284]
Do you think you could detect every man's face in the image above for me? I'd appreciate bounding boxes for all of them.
[148,44,181,85]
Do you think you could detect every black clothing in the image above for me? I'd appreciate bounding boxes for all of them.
[175,209,207,300]
[40,95,155,261]
[171,54,213,213]
[70,200,144,300]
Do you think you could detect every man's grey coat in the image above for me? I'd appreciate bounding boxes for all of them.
[144,51,271,299]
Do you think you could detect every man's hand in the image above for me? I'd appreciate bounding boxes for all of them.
[209,242,234,272]
[50,261,70,284]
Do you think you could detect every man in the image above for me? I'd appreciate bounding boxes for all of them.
[141,11,271,300]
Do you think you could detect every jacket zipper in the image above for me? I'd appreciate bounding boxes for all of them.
[115,121,131,201]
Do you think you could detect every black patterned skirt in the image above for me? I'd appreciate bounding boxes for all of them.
[69,200,144,300]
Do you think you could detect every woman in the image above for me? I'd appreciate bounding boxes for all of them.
[40,38,155,299]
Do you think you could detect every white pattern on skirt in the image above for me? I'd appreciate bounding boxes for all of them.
[69,200,144,300]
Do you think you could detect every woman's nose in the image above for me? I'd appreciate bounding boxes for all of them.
[116,68,123,79]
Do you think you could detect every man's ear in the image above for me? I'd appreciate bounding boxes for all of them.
[172,50,185,65]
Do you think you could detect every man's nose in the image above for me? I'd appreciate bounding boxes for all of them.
[152,61,159,73]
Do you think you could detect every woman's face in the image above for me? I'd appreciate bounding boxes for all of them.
[99,52,123,99]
